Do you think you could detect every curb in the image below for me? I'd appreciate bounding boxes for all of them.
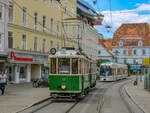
[124,83,148,113]
[14,96,51,113]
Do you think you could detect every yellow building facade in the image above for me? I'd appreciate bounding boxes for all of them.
[7,0,78,83]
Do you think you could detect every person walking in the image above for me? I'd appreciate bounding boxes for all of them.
[0,71,8,95]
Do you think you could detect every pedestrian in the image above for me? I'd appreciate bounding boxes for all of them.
[0,71,8,95]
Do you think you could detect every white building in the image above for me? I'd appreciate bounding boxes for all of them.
[98,44,113,62]
[0,0,9,72]
[111,23,150,66]
[77,0,103,60]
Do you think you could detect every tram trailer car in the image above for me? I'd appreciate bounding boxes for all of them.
[100,62,128,81]
[49,48,97,100]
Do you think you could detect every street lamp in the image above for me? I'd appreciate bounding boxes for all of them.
[135,59,138,85]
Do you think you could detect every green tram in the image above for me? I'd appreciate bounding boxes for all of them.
[49,48,97,100]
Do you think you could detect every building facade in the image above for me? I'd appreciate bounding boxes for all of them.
[0,0,9,73]
[77,0,103,60]
[98,36,113,61]
[112,23,150,66]
[7,0,78,83]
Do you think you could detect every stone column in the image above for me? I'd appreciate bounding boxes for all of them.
[14,65,20,83]
[26,64,31,82]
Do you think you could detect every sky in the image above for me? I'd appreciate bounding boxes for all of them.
[84,0,150,39]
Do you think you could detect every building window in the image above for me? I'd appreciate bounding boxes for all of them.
[133,50,136,55]
[124,59,127,64]
[72,26,75,38]
[50,40,53,49]
[57,42,60,50]
[57,21,60,37]
[134,59,138,64]
[78,25,81,38]
[138,41,143,46]
[43,16,46,32]
[119,40,123,46]
[34,37,38,51]
[57,1,60,10]
[8,31,13,48]
[34,12,38,30]
[64,3,68,13]
[9,2,14,23]
[123,50,126,55]
[43,0,47,3]
[50,18,54,34]
[142,49,145,55]
[65,24,69,39]
[98,50,101,55]
[0,5,2,20]
[22,7,27,26]
[72,7,74,17]
[42,39,46,52]
[51,0,54,8]
[22,34,26,50]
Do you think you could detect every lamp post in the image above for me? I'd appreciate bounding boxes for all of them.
[135,59,138,85]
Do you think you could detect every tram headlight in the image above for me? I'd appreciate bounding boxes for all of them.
[61,84,66,90]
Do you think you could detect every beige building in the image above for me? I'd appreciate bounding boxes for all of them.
[7,0,78,83]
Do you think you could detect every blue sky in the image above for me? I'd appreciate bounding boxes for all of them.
[84,0,150,39]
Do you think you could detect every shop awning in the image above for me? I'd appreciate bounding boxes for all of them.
[130,67,141,70]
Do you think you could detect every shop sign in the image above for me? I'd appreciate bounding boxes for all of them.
[10,51,33,62]
[143,58,150,66]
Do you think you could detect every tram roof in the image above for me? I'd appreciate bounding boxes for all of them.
[49,49,95,62]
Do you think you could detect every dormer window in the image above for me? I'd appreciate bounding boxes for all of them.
[138,41,143,46]
[119,40,123,46]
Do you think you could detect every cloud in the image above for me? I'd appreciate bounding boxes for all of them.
[95,2,150,38]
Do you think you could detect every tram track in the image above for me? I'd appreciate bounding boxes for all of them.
[20,81,131,113]
[98,77,135,113]
[97,81,121,113]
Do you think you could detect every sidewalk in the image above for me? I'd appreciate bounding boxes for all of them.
[0,83,49,113]
[125,80,150,113]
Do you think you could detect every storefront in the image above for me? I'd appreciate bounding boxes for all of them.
[129,65,141,75]
[8,50,49,83]
[0,55,8,73]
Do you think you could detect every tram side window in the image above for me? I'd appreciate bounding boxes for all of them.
[58,58,70,74]
[72,58,78,74]
[78,59,82,74]
[51,58,56,74]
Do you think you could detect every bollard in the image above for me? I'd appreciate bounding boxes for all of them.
[144,75,147,89]
[149,74,150,92]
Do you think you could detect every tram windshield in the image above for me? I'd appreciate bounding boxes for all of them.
[100,65,111,76]
[58,58,70,74]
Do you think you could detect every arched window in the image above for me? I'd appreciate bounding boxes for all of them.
[138,41,143,46]
[119,40,123,46]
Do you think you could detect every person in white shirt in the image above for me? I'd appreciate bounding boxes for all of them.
[0,71,8,95]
